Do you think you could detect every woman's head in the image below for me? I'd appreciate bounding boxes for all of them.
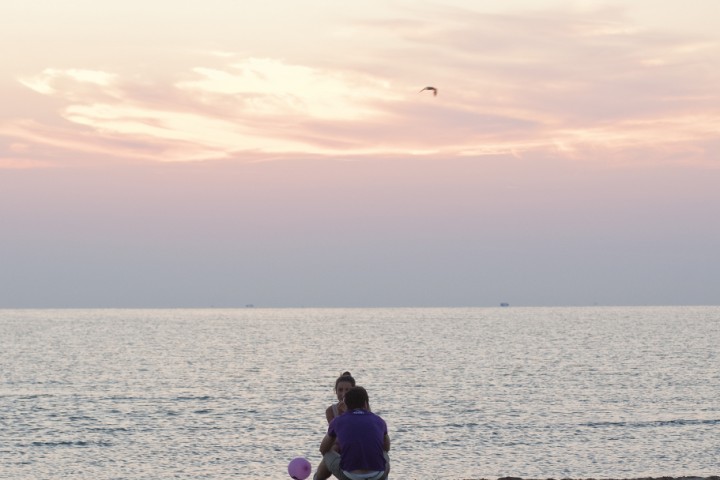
[334,371,355,402]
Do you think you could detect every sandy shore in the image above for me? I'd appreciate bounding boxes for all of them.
[455,477,720,480]
[481,477,720,480]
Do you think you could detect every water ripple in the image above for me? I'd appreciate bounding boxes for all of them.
[1,306,719,479]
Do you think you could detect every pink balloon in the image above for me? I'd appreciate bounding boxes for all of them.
[288,457,312,480]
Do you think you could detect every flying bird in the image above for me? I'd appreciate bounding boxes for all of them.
[419,86,438,96]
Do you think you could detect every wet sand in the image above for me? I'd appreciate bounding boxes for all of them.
[479,477,720,480]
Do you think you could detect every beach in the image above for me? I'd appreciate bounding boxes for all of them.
[486,478,719,480]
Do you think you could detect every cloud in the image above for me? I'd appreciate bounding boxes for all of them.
[7,57,409,163]
[19,68,118,96]
[179,58,397,120]
[3,4,719,168]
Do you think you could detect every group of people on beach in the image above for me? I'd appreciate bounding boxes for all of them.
[313,372,391,480]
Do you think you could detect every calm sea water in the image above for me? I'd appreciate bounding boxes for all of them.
[1,307,718,479]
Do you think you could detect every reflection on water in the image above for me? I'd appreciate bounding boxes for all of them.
[1,307,718,479]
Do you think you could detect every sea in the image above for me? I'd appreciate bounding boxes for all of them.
[1,307,718,479]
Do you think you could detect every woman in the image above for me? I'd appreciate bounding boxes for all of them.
[326,371,355,423]
[315,371,357,480]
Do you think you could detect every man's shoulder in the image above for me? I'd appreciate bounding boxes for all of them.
[353,409,384,417]
[338,409,383,420]
[339,409,387,423]
[359,410,387,427]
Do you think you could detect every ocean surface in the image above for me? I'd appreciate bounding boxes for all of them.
[1,307,718,479]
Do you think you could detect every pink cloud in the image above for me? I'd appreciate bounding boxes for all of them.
[3,5,719,169]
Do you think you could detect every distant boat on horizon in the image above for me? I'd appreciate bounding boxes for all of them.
[500,302,510,307]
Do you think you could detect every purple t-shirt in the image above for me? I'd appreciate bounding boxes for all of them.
[328,409,387,472]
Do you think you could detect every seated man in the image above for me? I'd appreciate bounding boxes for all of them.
[316,386,391,480]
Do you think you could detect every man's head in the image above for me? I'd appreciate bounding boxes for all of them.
[343,386,369,410]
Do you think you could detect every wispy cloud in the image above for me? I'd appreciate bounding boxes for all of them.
[3,4,719,168]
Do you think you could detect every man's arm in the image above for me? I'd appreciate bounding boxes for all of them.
[383,434,390,452]
[319,434,335,454]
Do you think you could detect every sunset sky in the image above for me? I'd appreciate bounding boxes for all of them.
[2,0,719,307]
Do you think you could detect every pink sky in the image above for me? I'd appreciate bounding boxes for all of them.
[1,1,719,307]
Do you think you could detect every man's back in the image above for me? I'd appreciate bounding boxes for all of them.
[330,409,388,472]
[317,386,391,480]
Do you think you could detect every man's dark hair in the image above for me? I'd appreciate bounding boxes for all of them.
[344,386,369,410]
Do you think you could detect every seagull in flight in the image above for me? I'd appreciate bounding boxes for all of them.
[419,86,438,96]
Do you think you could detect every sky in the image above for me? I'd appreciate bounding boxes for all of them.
[1,0,719,308]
